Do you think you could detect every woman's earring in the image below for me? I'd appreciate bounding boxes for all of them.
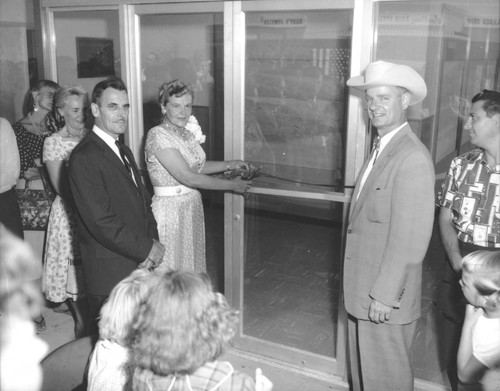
[33,92,40,112]
[161,108,166,115]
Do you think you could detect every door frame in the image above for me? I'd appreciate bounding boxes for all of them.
[224,0,371,382]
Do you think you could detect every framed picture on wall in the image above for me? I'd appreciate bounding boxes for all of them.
[76,37,115,78]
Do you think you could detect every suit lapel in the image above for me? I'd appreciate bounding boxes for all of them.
[89,132,138,188]
[349,160,370,220]
[349,126,412,222]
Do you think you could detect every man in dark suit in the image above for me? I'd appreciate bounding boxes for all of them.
[344,61,435,390]
[69,77,164,332]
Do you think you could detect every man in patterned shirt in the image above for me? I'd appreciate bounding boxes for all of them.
[438,89,500,270]
[437,89,500,388]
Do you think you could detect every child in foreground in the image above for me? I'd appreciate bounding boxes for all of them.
[87,269,158,391]
[458,250,500,390]
[131,270,273,391]
[0,225,48,391]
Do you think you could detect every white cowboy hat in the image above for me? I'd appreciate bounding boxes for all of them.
[347,61,427,105]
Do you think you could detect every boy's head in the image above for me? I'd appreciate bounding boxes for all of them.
[461,251,500,311]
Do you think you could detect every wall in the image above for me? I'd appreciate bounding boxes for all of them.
[54,11,120,95]
[0,0,34,122]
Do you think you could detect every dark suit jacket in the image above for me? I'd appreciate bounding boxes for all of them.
[69,129,158,296]
[343,125,435,324]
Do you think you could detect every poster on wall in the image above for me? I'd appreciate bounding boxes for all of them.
[76,37,115,78]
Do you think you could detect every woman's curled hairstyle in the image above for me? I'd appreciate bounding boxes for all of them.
[158,79,194,107]
[131,270,239,376]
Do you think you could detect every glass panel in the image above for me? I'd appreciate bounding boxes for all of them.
[54,11,120,93]
[140,12,225,290]
[140,13,224,161]
[375,1,500,387]
[245,10,352,193]
[457,22,500,152]
[243,194,343,358]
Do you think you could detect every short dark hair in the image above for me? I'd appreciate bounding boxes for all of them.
[91,77,127,105]
[34,79,59,91]
[471,89,500,117]
[158,79,194,107]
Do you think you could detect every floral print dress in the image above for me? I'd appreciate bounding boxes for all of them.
[145,123,207,273]
[42,133,85,302]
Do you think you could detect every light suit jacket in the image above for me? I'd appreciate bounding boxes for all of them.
[343,124,435,324]
[69,129,158,296]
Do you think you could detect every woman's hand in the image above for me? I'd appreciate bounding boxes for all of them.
[24,167,41,181]
[231,177,252,194]
[227,160,254,171]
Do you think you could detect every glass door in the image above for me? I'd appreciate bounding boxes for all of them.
[135,2,226,289]
[228,0,355,379]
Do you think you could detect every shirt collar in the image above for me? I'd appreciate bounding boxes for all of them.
[92,125,120,153]
[378,122,407,151]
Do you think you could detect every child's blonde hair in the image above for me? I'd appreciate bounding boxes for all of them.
[98,269,157,345]
[462,251,500,309]
[0,225,43,320]
[131,271,239,375]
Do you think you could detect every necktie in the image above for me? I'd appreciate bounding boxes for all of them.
[115,140,132,177]
[371,137,381,163]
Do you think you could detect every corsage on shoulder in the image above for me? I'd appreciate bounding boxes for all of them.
[185,115,206,144]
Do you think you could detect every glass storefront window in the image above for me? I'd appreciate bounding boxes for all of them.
[375,1,500,176]
[140,12,224,163]
[245,10,352,193]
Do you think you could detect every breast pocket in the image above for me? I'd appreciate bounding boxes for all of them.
[366,188,392,223]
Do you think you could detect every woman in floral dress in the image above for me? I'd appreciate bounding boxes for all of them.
[145,79,252,273]
[42,86,89,337]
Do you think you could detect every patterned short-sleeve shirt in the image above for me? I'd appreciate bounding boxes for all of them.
[437,148,500,247]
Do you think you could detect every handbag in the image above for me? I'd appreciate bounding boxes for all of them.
[15,167,56,231]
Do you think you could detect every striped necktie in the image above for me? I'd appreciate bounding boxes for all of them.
[115,140,132,177]
[371,137,381,163]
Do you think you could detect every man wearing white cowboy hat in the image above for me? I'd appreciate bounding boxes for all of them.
[343,61,435,390]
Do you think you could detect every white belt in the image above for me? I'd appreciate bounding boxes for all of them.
[154,185,194,196]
